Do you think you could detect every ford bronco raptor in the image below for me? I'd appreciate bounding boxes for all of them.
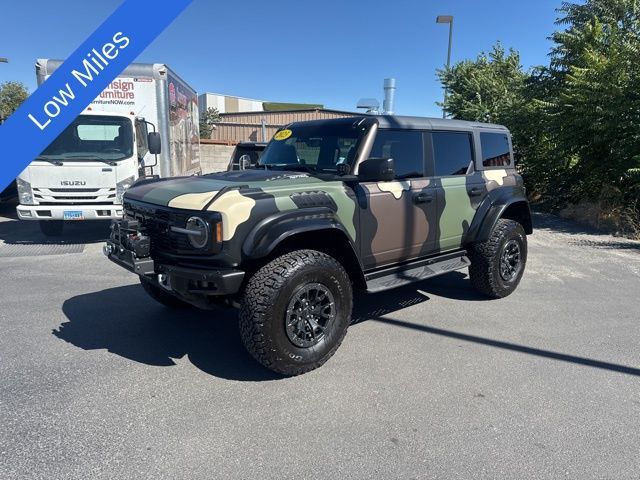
[105,116,532,375]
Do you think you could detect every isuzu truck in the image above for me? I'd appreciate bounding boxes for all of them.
[16,60,201,236]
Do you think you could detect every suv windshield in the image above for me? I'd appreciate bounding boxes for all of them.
[259,120,371,173]
[40,115,134,162]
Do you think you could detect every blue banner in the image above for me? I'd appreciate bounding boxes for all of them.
[0,0,193,192]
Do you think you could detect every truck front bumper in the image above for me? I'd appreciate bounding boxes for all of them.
[104,239,245,297]
[17,204,124,221]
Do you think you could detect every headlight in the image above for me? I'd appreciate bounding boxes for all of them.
[185,216,209,249]
[16,177,34,205]
[115,175,136,203]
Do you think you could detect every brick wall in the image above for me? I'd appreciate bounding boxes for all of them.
[200,144,234,174]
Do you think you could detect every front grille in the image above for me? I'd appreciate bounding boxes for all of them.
[124,201,193,255]
[37,201,115,206]
[51,196,99,201]
[48,188,100,193]
[33,187,116,204]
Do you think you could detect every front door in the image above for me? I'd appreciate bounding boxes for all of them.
[357,129,438,270]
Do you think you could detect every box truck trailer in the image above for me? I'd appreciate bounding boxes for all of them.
[16,60,201,236]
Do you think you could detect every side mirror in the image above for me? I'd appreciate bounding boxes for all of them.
[148,132,161,155]
[358,157,395,182]
[239,154,252,170]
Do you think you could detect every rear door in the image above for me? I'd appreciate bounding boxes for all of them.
[357,129,438,269]
[430,131,488,252]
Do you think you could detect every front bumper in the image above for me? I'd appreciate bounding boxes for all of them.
[104,239,245,297]
[17,204,123,221]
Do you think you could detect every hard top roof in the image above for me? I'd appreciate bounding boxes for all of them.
[286,115,509,132]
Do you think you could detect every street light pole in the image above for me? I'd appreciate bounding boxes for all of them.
[436,15,453,118]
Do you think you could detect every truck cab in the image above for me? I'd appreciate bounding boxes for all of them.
[16,109,157,235]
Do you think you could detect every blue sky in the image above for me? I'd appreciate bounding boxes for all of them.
[1,0,563,117]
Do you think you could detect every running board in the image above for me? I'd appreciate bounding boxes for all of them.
[365,250,470,293]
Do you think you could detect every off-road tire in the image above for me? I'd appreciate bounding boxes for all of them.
[239,249,353,376]
[140,277,193,309]
[468,218,527,299]
[39,220,64,236]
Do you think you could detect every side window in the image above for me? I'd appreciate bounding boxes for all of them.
[432,132,474,176]
[480,132,512,167]
[370,130,424,179]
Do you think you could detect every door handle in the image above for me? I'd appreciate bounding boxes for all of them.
[413,192,433,204]
[469,187,483,196]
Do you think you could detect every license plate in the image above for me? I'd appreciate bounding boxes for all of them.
[63,210,84,220]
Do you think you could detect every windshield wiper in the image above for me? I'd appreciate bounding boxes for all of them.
[63,154,118,166]
[261,163,316,173]
[285,164,316,173]
[35,156,63,166]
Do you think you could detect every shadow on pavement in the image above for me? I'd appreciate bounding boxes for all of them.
[57,284,282,382]
[56,272,487,381]
[366,316,640,377]
[352,271,488,323]
[57,276,640,380]
[0,199,111,245]
[57,271,639,379]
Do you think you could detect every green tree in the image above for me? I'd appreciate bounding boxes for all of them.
[437,45,554,195]
[199,107,221,139]
[437,44,527,124]
[0,81,29,122]
[438,0,640,225]
[547,0,640,200]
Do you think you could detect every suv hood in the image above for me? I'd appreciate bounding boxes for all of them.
[124,169,316,209]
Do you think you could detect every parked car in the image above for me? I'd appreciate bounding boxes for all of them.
[105,116,532,375]
[227,142,267,170]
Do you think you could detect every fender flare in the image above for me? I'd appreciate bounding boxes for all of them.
[242,207,358,260]
[464,186,532,244]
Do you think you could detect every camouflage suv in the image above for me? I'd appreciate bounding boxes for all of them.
[105,116,532,375]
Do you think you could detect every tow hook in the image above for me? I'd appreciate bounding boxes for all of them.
[157,273,172,291]
[103,243,114,257]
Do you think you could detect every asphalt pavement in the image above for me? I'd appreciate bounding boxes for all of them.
[0,199,639,479]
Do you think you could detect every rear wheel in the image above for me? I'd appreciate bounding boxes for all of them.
[239,249,352,376]
[39,220,64,236]
[140,277,193,309]
[468,219,527,298]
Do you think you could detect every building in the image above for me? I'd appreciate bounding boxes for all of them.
[198,92,326,116]
[209,108,359,144]
[198,92,265,115]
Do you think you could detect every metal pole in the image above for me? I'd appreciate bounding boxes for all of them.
[443,20,453,118]
[0,58,9,123]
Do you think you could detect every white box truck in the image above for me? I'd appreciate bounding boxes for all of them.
[16,60,201,236]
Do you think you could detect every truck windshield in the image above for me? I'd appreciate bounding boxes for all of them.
[39,115,134,161]
[259,120,371,173]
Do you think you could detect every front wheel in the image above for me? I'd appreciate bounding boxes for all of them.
[468,219,527,298]
[239,250,352,376]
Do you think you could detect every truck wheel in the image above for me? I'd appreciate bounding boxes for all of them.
[140,277,192,309]
[239,249,352,376]
[468,218,527,299]
[39,220,64,236]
